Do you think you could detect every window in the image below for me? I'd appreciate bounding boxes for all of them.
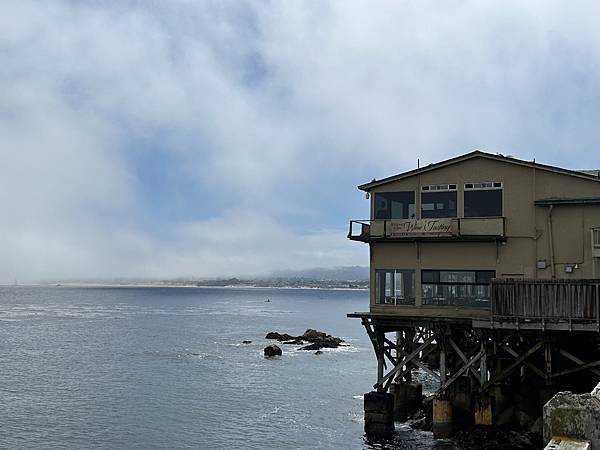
[374,192,416,219]
[375,270,415,305]
[422,184,457,191]
[464,182,503,217]
[421,270,495,307]
[421,185,457,218]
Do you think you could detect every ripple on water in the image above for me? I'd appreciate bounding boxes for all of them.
[0,286,445,449]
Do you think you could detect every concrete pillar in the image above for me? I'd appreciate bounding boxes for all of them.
[390,383,407,421]
[433,397,453,438]
[405,383,423,415]
[364,391,394,435]
[490,384,507,415]
[390,382,422,421]
[448,376,471,427]
[491,385,515,425]
[474,395,493,426]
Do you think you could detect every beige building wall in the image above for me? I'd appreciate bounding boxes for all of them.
[365,156,600,316]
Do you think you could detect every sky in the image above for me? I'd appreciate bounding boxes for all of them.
[2,1,600,282]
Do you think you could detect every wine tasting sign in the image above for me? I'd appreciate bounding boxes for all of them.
[386,219,456,238]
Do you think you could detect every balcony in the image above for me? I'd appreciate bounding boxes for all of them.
[348,217,505,242]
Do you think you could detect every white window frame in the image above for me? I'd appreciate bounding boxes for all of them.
[464,181,503,190]
[421,183,458,192]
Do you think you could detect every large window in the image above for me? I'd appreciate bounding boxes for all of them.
[421,184,457,218]
[375,269,415,305]
[421,270,495,307]
[464,182,503,217]
[374,192,416,219]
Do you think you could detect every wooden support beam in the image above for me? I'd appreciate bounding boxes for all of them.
[376,335,436,389]
[491,340,544,384]
[376,328,385,388]
[480,342,487,385]
[383,345,441,391]
[383,337,441,384]
[361,318,387,391]
[500,344,546,379]
[448,337,481,382]
[544,342,552,383]
[552,359,600,378]
[440,349,484,391]
[362,318,388,372]
[383,347,397,367]
[361,318,378,347]
[440,343,447,386]
[556,348,600,377]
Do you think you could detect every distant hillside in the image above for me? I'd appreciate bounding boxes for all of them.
[41,266,370,289]
[268,266,369,281]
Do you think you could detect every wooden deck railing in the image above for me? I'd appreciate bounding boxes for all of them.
[491,279,600,321]
[348,217,505,242]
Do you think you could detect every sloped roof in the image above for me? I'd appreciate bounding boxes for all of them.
[579,169,600,177]
[359,150,600,191]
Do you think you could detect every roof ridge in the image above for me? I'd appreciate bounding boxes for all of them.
[359,151,600,191]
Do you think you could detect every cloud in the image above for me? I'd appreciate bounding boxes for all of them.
[2,1,600,282]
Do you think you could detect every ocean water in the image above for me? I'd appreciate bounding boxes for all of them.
[0,286,455,449]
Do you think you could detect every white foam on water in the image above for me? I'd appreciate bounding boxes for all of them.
[349,412,364,423]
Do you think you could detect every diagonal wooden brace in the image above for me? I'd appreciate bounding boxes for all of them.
[375,334,436,389]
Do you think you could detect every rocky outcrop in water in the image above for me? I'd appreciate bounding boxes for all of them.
[263,345,282,357]
[265,329,345,351]
[265,332,295,341]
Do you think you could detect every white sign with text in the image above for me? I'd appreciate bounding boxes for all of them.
[386,219,456,237]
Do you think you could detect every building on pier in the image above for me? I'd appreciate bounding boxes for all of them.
[347,150,600,438]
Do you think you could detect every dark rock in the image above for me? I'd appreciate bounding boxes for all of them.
[529,417,542,435]
[453,425,540,449]
[301,329,328,340]
[299,340,343,351]
[297,329,344,350]
[242,340,252,344]
[301,329,343,345]
[408,395,433,431]
[266,329,344,350]
[263,345,282,357]
[265,332,295,341]
[299,343,320,351]
[315,350,323,355]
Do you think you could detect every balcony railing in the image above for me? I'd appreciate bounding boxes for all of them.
[348,217,505,242]
[491,279,600,322]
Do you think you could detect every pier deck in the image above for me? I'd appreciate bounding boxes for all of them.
[350,279,600,435]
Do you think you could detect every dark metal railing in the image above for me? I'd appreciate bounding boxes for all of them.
[491,279,600,321]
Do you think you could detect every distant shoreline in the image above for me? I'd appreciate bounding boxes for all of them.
[3,283,369,291]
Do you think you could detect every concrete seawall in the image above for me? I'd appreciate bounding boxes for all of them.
[544,383,600,448]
